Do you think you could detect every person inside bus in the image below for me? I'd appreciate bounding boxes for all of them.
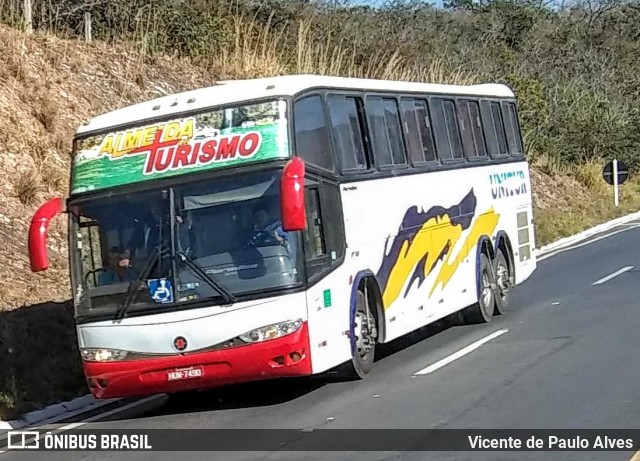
[128,201,171,258]
[175,210,197,257]
[125,199,176,280]
[247,204,288,248]
[98,246,136,286]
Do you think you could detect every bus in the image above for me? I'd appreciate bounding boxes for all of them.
[28,75,536,399]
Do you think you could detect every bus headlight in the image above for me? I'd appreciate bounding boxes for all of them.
[81,348,129,362]
[238,319,303,343]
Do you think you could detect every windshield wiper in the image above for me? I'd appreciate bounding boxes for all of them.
[115,246,169,320]
[176,251,236,304]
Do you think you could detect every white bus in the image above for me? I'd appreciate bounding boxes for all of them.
[29,75,536,398]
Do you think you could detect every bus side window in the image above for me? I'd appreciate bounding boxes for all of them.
[430,98,464,161]
[503,102,524,156]
[366,96,406,168]
[458,99,487,160]
[490,101,509,157]
[327,95,370,173]
[293,95,334,171]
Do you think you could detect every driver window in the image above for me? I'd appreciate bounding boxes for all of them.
[304,188,327,279]
[78,221,103,288]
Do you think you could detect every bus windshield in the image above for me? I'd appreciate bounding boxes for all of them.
[70,169,303,319]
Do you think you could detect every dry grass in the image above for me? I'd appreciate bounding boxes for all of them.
[13,168,42,206]
[531,155,640,246]
[214,14,478,85]
[33,96,59,133]
[212,13,287,79]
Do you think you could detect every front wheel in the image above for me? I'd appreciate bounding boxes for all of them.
[345,289,377,379]
[464,253,495,324]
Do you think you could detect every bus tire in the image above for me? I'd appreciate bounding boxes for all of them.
[465,253,495,324]
[346,288,377,379]
[493,248,512,315]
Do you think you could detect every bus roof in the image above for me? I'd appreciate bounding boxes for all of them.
[75,75,515,136]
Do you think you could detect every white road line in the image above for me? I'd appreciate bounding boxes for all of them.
[592,266,634,286]
[414,329,509,376]
[538,224,640,262]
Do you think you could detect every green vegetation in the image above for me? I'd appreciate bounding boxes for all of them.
[1,0,640,420]
[5,0,640,170]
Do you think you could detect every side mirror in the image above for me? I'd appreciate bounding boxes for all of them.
[29,197,63,272]
[280,157,306,231]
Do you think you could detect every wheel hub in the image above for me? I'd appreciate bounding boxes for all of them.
[496,263,511,297]
[482,270,493,308]
[354,311,375,356]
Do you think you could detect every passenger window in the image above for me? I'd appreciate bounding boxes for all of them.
[327,95,369,172]
[490,102,509,157]
[366,96,406,167]
[383,98,406,166]
[401,99,424,164]
[458,100,487,159]
[413,99,437,163]
[293,96,334,171]
[504,102,524,155]
[431,98,464,161]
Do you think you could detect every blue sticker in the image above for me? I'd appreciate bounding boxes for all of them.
[147,278,174,304]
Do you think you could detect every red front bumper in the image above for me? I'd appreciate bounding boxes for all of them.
[82,322,312,399]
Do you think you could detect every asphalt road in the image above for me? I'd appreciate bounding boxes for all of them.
[4,221,640,461]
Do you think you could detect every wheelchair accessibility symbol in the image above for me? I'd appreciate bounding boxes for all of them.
[147,278,174,304]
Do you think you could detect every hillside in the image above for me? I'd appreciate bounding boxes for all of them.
[1,0,640,419]
[0,25,215,309]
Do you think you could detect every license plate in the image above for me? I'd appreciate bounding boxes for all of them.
[167,367,203,381]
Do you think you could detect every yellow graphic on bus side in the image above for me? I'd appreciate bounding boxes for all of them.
[376,190,500,309]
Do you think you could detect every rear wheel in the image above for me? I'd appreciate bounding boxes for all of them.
[345,287,378,379]
[464,253,495,324]
[493,249,513,315]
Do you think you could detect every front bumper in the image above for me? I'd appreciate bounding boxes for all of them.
[82,322,312,399]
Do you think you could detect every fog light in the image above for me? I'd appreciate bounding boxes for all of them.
[87,378,97,388]
[97,378,109,388]
[273,356,285,366]
[290,352,302,362]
